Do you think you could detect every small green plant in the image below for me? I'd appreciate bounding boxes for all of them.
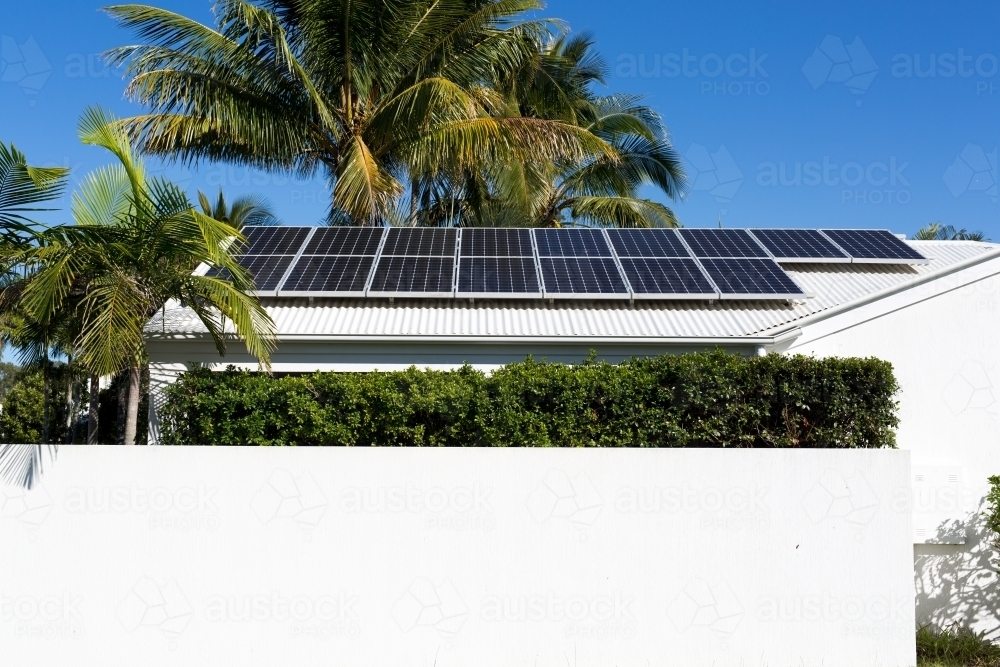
[917,625,1000,667]
[985,476,1000,561]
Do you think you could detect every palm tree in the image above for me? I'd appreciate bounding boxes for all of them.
[198,189,280,227]
[410,32,686,228]
[14,107,277,445]
[508,33,685,228]
[0,144,67,484]
[914,223,987,242]
[103,0,611,226]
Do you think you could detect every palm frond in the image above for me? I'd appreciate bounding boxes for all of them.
[566,196,680,228]
[0,445,57,489]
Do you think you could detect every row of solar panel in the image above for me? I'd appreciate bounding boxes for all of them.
[204,226,929,300]
[230,226,930,262]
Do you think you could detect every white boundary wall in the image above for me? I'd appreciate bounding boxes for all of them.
[1,447,913,667]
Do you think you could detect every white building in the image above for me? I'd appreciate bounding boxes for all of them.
[147,238,1000,634]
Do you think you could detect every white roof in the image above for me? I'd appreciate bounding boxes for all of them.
[149,241,1000,343]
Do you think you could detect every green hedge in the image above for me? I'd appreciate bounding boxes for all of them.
[159,351,899,447]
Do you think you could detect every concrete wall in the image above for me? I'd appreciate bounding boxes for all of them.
[787,264,1000,637]
[1,447,913,667]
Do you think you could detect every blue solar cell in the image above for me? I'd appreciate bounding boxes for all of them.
[679,229,769,258]
[369,256,455,294]
[539,257,628,296]
[460,229,534,257]
[282,256,375,293]
[819,229,929,263]
[304,227,384,255]
[457,257,540,295]
[207,255,294,292]
[607,229,690,258]
[749,229,850,262]
[699,259,804,298]
[619,258,717,296]
[239,227,311,255]
[381,228,457,256]
[534,229,612,257]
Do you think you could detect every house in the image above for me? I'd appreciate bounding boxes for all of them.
[146,231,1000,634]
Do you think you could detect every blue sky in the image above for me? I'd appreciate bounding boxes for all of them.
[1,0,998,237]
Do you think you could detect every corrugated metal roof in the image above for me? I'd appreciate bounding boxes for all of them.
[149,241,1000,341]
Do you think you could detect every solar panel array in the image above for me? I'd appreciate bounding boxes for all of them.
[205,227,932,301]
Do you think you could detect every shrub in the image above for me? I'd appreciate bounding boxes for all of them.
[158,350,899,447]
[917,625,1000,667]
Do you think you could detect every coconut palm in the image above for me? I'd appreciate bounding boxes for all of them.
[103,0,611,226]
[198,189,281,228]
[506,33,685,228]
[14,107,277,445]
[411,32,686,228]
[914,223,987,242]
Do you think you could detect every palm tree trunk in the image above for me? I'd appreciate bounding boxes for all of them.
[123,365,142,446]
[41,357,50,444]
[116,372,127,445]
[64,366,75,445]
[87,373,99,444]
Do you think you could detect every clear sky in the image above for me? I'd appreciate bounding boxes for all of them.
[1,0,998,237]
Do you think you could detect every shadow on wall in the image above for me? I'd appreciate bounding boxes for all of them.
[915,501,1000,640]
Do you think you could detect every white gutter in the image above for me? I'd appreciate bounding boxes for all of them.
[145,330,804,346]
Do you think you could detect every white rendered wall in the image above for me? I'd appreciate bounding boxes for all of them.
[1,447,914,667]
[787,261,1000,637]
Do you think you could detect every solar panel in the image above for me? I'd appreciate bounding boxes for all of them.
[539,257,629,298]
[368,256,456,296]
[679,229,769,258]
[304,227,384,255]
[618,258,718,299]
[748,229,851,263]
[381,228,457,256]
[206,255,295,293]
[607,229,690,258]
[238,227,312,255]
[280,256,375,295]
[699,258,805,299]
[457,258,542,297]
[460,229,534,257]
[534,229,612,257]
[819,229,929,264]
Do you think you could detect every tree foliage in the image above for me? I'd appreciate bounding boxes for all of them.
[159,351,900,447]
